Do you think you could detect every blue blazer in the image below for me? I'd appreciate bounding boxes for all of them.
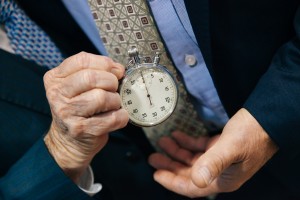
[1,0,300,199]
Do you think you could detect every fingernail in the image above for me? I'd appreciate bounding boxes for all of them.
[198,166,213,186]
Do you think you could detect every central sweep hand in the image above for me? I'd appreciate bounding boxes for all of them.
[140,70,153,106]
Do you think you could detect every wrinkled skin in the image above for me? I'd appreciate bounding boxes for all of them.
[43,52,129,183]
[149,108,278,198]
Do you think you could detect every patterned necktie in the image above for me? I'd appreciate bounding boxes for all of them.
[87,0,208,150]
[0,0,64,68]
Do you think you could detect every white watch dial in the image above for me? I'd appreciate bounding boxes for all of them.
[120,65,178,127]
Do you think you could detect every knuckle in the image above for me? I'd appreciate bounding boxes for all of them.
[46,90,70,118]
[76,51,91,69]
[111,109,129,128]
[96,90,107,108]
[95,90,121,113]
[110,74,119,91]
[106,111,126,129]
[109,111,119,126]
[82,70,97,87]
[114,93,122,107]
[51,101,70,120]
[46,85,60,103]
[68,120,84,138]
[56,104,71,119]
[121,109,130,125]
[100,72,119,91]
[43,71,50,83]
[102,56,114,69]
[43,71,54,88]
[68,98,88,116]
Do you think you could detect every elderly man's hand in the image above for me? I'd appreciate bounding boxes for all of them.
[149,108,278,198]
[43,52,129,183]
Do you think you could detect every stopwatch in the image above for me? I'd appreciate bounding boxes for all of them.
[119,48,178,127]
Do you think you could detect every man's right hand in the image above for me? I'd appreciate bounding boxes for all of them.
[43,52,129,183]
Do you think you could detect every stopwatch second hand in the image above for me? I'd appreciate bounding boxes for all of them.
[140,71,152,106]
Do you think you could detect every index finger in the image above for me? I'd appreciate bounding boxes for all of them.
[157,137,195,165]
[52,52,125,79]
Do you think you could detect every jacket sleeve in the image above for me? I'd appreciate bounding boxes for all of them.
[0,137,93,200]
[0,50,95,200]
[244,6,300,159]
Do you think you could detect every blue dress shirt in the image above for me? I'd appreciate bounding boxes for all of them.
[62,0,229,131]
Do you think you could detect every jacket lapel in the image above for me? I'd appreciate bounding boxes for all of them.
[0,50,51,115]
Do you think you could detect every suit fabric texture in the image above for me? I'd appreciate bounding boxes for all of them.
[0,0,300,199]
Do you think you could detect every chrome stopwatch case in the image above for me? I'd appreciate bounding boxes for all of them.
[119,48,178,127]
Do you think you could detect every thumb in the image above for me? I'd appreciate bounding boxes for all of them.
[191,142,235,188]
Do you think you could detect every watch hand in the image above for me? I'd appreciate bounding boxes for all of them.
[140,70,152,106]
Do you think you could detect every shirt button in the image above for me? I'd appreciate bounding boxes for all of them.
[185,54,197,67]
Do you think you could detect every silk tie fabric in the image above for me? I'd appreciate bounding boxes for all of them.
[87,0,208,150]
[0,0,64,68]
